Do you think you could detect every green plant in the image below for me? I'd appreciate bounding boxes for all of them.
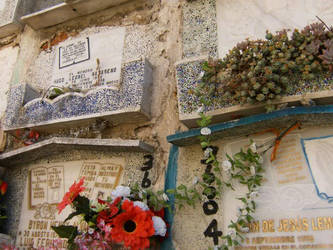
[197,22,333,111]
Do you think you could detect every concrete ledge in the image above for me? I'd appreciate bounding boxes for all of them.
[168,105,333,147]
[21,0,133,30]
[0,137,154,166]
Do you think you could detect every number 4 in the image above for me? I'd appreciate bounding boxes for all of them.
[204,219,222,245]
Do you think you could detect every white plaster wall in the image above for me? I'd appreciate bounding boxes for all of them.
[216,0,333,57]
[0,46,18,117]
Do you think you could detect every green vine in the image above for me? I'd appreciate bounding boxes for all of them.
[197,112,264,249]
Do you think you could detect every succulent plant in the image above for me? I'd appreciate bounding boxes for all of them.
[197,22,333,112]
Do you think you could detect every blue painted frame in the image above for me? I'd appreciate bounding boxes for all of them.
[301,135,333,203]
[167,105,333,145]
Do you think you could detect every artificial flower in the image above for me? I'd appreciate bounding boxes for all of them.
[162,193,169,201]
[133,201,149,211]
[153,208,165,218]
[204,147,213,158]
[152,216,167,236]
[111,200,155,250]
[200,127,211,136]
[111,185,131,200]
[249,191,259,200]
[57,177,85,214]
[250,142,257,152]
[199,71,205,78]
[222,160,232,171]
[0,181,7,195]
[97,197,121,225]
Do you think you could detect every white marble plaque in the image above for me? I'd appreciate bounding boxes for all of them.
[223,131,333,249]
[16,159,124,249]
[51,27,125,90]
[216,0,333,57]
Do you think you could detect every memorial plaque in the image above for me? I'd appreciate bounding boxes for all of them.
[224,133,333,249]
[51,27,125,90]
[16,158,125,249]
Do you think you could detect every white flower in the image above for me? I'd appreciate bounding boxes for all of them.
[258,156,264,164]
[213,245,219,250]
[152,216,167,236]
[199,71,205,78]
[204,147,213,158]
[162,193,169,201]
[200,127,211,136]
[193,176,199,185]
[197,106,204,114]
[133,201,149,211]
[249,191,258,200]
[88,228,95,234]
[250,142,257,152]
[221,160,232,171]
[138,189,146,199]
[240,227,250,233]
[228,228,237,240]
[111,185,131,200]
[250,165,256,176]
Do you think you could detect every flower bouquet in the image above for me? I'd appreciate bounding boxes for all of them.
[52,178,170,250]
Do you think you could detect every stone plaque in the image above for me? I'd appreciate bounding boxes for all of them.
[216,0,333,57]
[51,27,125,90]
[224,132,333,249]
[16,159,124,249]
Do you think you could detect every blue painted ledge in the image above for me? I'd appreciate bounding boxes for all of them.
[168,105,333,146]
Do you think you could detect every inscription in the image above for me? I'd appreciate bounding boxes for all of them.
[29,166,64,208]
[271,136,308,185]
[141,155,153,188]
[78,162,123,200]
[201,146,223,246]
[59,38,90,69]
[51,28,125,90]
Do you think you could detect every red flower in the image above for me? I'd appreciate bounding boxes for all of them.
[57,178,85,214]
[153,208,165,218]
[0,181,7,195]
[97,197,121,225]
[111,200,155,250]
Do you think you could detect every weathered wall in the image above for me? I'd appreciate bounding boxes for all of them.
[0,46,19,118]
[2,0,333,249]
